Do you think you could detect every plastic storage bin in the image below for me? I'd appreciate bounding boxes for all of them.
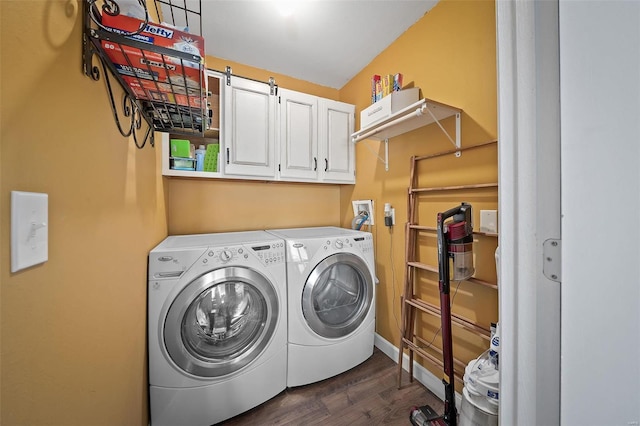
[204,144,220,172]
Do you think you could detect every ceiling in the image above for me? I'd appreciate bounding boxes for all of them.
[158,0,439,89]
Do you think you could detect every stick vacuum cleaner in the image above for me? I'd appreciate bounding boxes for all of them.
[410,202,474,426]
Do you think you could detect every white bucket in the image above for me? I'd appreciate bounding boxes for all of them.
[463,353,499,412]
[459,387,498,426]
[459,352,499,426]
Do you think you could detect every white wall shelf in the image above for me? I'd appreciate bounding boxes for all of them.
[351,98,462,170]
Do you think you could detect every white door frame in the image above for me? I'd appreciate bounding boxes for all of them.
[496,1,561,424]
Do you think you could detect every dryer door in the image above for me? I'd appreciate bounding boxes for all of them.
[164,266,278,377]
[302,253,373,338]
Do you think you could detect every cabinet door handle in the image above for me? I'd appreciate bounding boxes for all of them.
[226,148,230,164]
[314,157,317,171]
[325,158,328,172]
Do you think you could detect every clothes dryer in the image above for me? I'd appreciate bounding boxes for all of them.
[148,231,286,426]
[266,226,376,387]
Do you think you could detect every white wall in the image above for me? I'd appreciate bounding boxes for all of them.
[560,1,640,424]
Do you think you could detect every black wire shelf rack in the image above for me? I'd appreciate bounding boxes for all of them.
[83,0,207,148]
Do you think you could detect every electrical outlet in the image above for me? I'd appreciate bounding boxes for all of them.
[384,203,396,227]
[388,208,395,226]
[352,200,374,225]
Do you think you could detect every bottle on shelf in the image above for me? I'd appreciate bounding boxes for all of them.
[195,145,206,171]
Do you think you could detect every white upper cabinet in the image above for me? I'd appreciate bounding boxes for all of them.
[278,89,319,181]
[223,76,276,178]
[278,91,355,184]
[162,72,355,184]
[319,99,355,183]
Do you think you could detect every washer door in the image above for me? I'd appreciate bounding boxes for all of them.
[302,253,373,338]
[164,266,278,377]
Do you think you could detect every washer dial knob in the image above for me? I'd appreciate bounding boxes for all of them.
[335,239,344,249]
[220,250,233,262]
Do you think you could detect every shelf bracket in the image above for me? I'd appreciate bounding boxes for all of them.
[423,106,462,157]
[361,139,389,171]
[384,138,389,171]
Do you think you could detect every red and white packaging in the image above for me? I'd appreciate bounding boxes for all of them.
[100,41,205,108]
[100,14,206,108]
[101,13,205,58]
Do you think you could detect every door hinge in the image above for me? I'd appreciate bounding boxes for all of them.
[543,238,561,282]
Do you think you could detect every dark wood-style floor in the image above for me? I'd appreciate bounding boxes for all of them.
[220,347,444,425]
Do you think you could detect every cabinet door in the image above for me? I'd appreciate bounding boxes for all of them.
[224,76,276,178]
[278,89,318,181]
[319,99,355,183]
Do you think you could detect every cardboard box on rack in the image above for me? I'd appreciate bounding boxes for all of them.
[101,13,205,59]
[101,41,206,108]
[123,75,205,108]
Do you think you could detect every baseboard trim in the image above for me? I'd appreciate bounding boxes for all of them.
[374,333,462,407]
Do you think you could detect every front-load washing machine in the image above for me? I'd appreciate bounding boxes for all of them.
[148,231,287,426]
[266,226,376,387]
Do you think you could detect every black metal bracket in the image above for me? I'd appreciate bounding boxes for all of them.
[226,66,232,86]
[82,0,207,149]
[83,0,155,148]
[223,65,278,95]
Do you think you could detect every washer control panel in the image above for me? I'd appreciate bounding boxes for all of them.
[250,241,285,266]
[201,242,285,267]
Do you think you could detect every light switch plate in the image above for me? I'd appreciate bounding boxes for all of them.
[11,191,48,273]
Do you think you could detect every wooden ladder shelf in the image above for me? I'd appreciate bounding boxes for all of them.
[397,140,498,389]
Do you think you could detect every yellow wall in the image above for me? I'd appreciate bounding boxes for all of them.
[1,1,166,425]
[0,0,4,413]
[0,0,497,423]
[338,0,498,385]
